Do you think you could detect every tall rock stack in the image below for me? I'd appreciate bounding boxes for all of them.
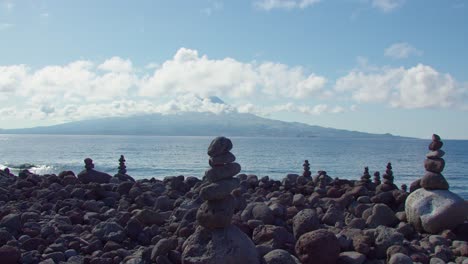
[420,134,448,189]
[114,155,135,182]
[406,134,468,234]
[376,162,397,193]
[302,160,312,178]
[373,171,381,186]
[182,137,259,264]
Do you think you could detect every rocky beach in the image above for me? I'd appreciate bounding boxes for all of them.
[0,135,467,264]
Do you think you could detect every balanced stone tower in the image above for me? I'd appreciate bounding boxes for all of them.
[77,158,112,184]
[376,162,397,192]
[302,160,312,178]
[373,171,381,186]
[406,134,468,234]
[182,137,259,264]
[420,134,448,189]
[114,155,135,182]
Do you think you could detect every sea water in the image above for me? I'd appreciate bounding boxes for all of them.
[0,134,467,199]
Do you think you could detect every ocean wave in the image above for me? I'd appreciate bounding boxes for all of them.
[0,163,55,175]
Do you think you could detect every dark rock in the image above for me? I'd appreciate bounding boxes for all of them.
[200,178,239,200]
[92,222,125,242]
[0,214,21,234]
[182,225,259,264]
[151,238,178,261]
[263,249,300,264]
[196,196,235,229]
[0,245,21,264]
[424,158,445,173]
[429,140,443,151]
[252,225,295,250]
[209,152,236,166]
[366,203,399,228]
[420,172,449,190]
[292,209,319,239]
[207,137,233,157]
[295,230,340,264]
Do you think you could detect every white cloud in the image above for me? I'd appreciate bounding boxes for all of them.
[40,13,49,18]
[254,0,321,10]
[384,42,422,59]
[335,64,466,109]
[98,56,133,72]
[140,48,327,99]
[372,0,405,12]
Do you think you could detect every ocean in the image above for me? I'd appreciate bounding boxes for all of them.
[0,134,467,199]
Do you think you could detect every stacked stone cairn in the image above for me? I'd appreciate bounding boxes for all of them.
[77,158,112,184]
[357,166,372,188]
[376,162,397,193]
[302,160,312,178]
[406,134,468,234]
[114,155,135,182]
[373,171,381,186]
[420,134,448,189]
[182,137,259,264]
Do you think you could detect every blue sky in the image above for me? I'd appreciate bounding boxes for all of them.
[0,0,467,139]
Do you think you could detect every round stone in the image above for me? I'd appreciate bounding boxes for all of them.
[207,137,233,157]
[426,150,445,159]
[420,172,449,190]
[196,196,235,229]
[424,158,445,173]
[205,163,241,182]
[209,152,236,166]
[200,178,239,201]
[295,230,340,264]
[429,141,443,151]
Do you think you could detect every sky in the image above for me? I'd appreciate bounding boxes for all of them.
[0,0,467,139]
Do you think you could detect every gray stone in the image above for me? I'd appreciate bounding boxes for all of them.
[205,163,241,182]
[252,225,295,250]
[0,214,21,233]
[92,222,125,243]
[292,209,319,239]
[207,137,233,157]
[200,178,239,200]
[263,249,300,264]
[151,238,178,261]
[338,251,366,264]
[426,150,445,159]
[209,152,236,165]
[421,172,449,190]
[196,196,235,229]
[182,225,259,264]
[424,158,446,173]
[366,203,399,228]
[374,226,404,259]
[388,253,413,264]
[405,188,468,234]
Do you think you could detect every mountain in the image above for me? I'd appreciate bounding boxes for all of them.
[0,112,402,138]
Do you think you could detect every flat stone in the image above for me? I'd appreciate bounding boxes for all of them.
[429,140,443,151]
[200,178,239,201]
[338,251,366,264]
[426,150,445,159]
[196,196,235,229]
[209,152,236,166]
[420,172,449,190]
[207,137,233,157]
[424,158,445,173]
[205,163,241,182]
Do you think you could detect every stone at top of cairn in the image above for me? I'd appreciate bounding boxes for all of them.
[302,160,312,178]
[118,155,127,174]
[420,134,448,190]
[197,136,241,229]
[84,158,94,170]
